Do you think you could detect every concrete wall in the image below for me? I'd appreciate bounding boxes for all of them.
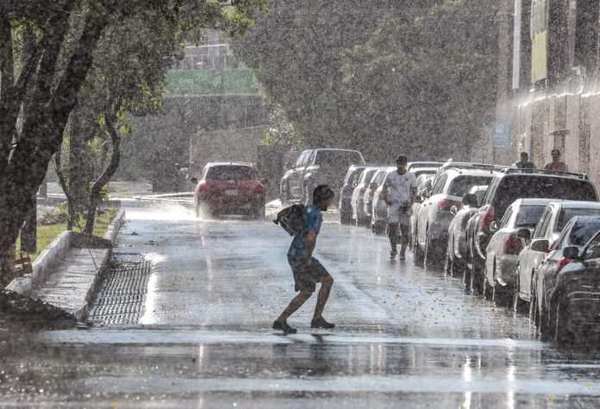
[511,87,600,187]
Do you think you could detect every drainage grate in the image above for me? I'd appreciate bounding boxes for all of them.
[88,253,152,326]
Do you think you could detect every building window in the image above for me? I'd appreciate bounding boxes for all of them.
[574,0,600,77]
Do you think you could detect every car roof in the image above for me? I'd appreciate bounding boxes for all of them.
[408,161,443,168]
[512,198,556,206]
[549,200,600,209]
[205,162,254,168]
[497,168,590,181]
[314,148,363,154]
[411,167,438,174]
[442,167,499,178]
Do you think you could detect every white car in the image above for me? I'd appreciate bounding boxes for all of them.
[363,167,392,229]
[370,167,397,234]
[515,200,600,308]
[483,198,553,303]
[351,167,380,226]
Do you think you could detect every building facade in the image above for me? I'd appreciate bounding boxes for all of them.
[509,0,600,185]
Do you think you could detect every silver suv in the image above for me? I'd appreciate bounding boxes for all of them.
[280,148,365,205]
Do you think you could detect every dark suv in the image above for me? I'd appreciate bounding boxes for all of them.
[466,169,599,294]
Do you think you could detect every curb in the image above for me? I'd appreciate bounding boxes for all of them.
[79,208,127,322]
[5,208,127,322]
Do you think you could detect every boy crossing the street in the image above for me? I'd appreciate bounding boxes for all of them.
[273,185,336,335]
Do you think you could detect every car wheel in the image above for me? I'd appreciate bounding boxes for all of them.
[444,250,452,277]
[482,271,490,300]
[554,302,570,345]
[512,269,527,314]
[373,221,386,235]
[424,233,441,270]
[414,238,425,266]
[340,208,351,225]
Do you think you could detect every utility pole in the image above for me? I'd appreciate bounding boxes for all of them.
[494,0,514,164]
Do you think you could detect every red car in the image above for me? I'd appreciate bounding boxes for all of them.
[194,162,265,219]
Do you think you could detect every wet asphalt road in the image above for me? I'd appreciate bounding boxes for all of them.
[3,204,600,408]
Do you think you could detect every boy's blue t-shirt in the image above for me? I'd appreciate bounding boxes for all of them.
[288,205,323,259]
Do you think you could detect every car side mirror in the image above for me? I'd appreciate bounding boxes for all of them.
[450,205,458,216]
[517,228,531,241]
[563,246,580,259]
[531,239,550,253]
[489,221,499,233]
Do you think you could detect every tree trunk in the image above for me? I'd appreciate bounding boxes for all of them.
[54,147,77,231]
[0,7,108,283]
[84,111,121,235]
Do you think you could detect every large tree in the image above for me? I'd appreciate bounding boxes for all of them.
[0,0,264,284]
[235,0,498,161]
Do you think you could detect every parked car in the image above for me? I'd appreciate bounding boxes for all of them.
[414,164,497,268]
[514,201,600,311]
[351,167,380,226]
[363,167,393,229]
[545,230,600,343]
[371,167,398,235]
[280,148,366,205]
[339,165,366,224]
[467,169,598,294]
[407,161,442,172]
[483,198,552,304]
[410,174,436,248]
[444,186,488,277]
[531,216,600,338]
[194,162,266,219]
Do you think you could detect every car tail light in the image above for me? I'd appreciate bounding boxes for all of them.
[479,205,495,232]
[557,257,573,273]
[197,182,209,193]
[503,234,523,254]
[438,199,459,211]
[254,183,265,194]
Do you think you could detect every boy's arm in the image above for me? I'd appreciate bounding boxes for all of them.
[304,231,317,259]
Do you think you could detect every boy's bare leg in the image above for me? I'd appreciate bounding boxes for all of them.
[277,290,312,322]
[312,274,334,322]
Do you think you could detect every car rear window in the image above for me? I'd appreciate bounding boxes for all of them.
[361,169,378,183]
[569,219,600,246]
[206,166,256,181]
[315,151,365,168]
[493,176,598,218]
[515,205,546,227]
[448,176,492,197]
[557,208,600,231]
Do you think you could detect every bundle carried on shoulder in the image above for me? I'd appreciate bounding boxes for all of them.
[274,204,306,236]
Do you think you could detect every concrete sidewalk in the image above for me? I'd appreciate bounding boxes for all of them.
[32,247,110,321]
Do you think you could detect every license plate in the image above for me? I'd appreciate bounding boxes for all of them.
[225,189,238,196]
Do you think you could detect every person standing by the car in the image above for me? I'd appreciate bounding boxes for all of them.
[514,152,536,169]
[544,149,568,172]
[383,155,417,260]
[273,185,336,334]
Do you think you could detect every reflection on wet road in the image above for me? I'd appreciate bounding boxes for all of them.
[3,205,600,408]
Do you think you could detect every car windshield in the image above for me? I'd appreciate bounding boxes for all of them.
[448,176,492,197]
[206,166,256,181]
[515,205,546,227]
[493,176,598,218]
[569,219,600,246]
[557,208,600,231]
[314,151,364,168]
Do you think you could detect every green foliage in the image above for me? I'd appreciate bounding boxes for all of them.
[235,0,498,161]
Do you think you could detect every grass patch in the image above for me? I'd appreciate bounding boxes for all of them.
[16,208,119,261]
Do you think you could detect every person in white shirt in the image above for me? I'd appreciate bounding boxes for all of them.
[382,155,417,260]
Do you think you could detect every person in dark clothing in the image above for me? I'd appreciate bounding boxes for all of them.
[273,185,336,334]
[514,152,536,169]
